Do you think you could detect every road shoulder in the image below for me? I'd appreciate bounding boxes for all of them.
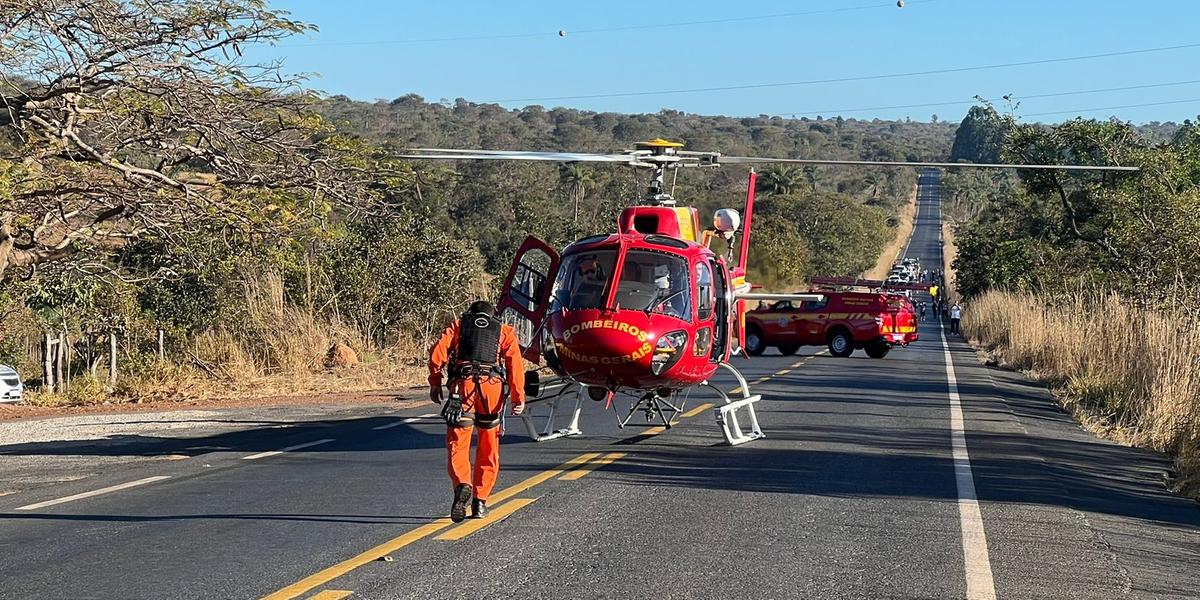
[944,326,1200,599]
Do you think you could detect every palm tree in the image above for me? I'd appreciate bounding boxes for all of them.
[558,163,594,228]
[755,165,805,196]
[863,173,880,202]
[802,165,821,193]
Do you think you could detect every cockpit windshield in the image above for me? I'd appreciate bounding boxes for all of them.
[614,250,691,320]
[549,248,693,320]
[550,250,617,312]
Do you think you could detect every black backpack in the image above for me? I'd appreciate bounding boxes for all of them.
[457,311,501,370]
[443,312,506,429]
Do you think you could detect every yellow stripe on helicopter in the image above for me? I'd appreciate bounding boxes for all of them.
[638,138,685,148]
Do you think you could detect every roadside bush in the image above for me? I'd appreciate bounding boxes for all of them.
[67,375,107,405]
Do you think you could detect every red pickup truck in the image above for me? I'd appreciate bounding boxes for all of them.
[744,291,918,358]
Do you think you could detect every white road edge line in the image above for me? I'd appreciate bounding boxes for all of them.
[941,324,997,600]
[371,414,438,431]
[16,476,172,511]
[241,438,335,460]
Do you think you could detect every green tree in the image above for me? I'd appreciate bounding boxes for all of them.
[751,191,890,282]
[950,105,1006,163]
[327,213,487,345]
[954,116,1200,307]
[755,166,805,196]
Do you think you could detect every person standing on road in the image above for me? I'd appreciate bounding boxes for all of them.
[949,302,962,334]
[428,300,526,522]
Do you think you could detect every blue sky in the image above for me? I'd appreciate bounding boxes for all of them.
[249,0,1200,123]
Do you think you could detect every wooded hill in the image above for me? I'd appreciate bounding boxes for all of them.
[317,94,957,280]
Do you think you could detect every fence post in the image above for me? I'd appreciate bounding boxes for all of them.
[63,332,72,394]
[55,333,65,395]
[157,329,165,361]
[43,333,55,393]
[108,331,118,387]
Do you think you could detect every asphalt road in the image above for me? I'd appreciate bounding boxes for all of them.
[2,172,1199,599]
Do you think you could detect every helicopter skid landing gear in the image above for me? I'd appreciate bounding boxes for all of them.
[518,383,585,442]
[704,362,764,446]
[617,391,685,430]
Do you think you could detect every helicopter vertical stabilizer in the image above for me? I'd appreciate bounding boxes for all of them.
[730,170,758,352]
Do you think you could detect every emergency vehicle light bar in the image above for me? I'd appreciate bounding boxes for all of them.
[809,276,932,292]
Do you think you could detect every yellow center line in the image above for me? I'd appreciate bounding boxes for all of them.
[488,452,602,505]
[434,498,538,541]
[261,519,451,600]
[308,591,353,600]
[774,369,791,376]
[791,360,806,368]
[261,452,601,600]
[681,402,715,418]
[559,452,628,481]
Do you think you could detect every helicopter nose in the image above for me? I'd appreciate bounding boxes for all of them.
[553,318,656,368]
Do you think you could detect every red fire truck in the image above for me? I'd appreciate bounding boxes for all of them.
[744,278,922,359]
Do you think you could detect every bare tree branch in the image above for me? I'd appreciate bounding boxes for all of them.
[0,0,385,282]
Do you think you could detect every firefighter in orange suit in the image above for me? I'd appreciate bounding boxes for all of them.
[428,300,526,522]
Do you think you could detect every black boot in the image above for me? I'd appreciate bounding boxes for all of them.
[450,484,472,523]
[471,498,488,519]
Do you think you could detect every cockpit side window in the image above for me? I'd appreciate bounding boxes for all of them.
[614,250,692,321]
[550,250,617,312]
[696,261,714,321]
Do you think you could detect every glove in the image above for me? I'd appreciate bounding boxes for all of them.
[511,402,525,416]
[430,386,443,405]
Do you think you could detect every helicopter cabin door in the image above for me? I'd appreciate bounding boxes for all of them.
[708,259,732,362]
[496,236,560,363]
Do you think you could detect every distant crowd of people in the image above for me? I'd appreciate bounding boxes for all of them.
[914,269,962,335]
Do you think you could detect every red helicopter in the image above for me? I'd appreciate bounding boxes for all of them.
[399,141,1136,445]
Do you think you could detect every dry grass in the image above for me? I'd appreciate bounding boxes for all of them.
[90,273,426,405]
[963,290,1200,498]
[4,272,432,409]
[863,184,918,280]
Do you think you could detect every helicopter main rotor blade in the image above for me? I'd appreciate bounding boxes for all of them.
[397,148,635,163]
[718,156,1139,172]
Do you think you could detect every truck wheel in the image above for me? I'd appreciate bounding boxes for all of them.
[827,329,853,358]
[777,343,800,356]
[745,327,766,356]
[865,342,891,359]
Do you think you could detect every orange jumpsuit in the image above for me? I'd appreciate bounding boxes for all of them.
[428,320,525,502]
